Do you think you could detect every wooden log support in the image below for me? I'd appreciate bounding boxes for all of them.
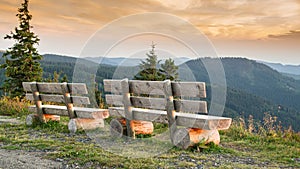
[163,80,177,144]
[110,118,154,138]
[61,82,76,119]
[121,78,134,138]
[30,82,45,123]
[173,128,220,149]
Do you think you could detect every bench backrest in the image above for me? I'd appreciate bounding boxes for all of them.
[23,82,90,105]
[104,79,207,114]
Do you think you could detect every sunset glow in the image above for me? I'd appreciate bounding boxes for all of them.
[0,0,299,64]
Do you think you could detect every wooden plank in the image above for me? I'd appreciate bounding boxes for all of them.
[132,108,168,123]
[163,80,177,144]
[109,107,168,123]
[23,82,87,94]
[25,94,90,104]
[129,80,165,95]
[68,83,88,94]
[176,113,232,130]
[131,97,166,110]
[22,82,32,92]
[121,79,134,137]
[103,79,122,94]
[73,107,109,119]
[72,96,90,105]
[105,94,123,106]
[30,82,45,122]
[61,83,76,119]
[40,105,69,116]
[108,107,231,130]
[172,82,206,98]
[25,93,34,101]
[174,100,207,114]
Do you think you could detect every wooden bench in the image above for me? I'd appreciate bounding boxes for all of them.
[22,82,109,133]
[104,79,232,149]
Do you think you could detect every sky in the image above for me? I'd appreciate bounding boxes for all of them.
[0,0,299,65]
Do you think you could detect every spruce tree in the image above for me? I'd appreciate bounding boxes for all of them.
[1,0,43,97]
[134,42,179,81]
[134,42,165,81]
[160,58,178,81]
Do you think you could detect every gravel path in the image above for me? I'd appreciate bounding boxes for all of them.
[0,116,22,125]
[0,149,62,169]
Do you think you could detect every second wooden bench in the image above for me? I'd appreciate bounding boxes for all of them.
[23,82,109,133]
[104,79,232,149]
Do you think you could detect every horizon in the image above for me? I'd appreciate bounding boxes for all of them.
[1,49,298,66]
[0,0,299,65]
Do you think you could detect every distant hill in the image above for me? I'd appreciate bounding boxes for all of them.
[185,58,300,110]
[84,56,191,66]
[259,61,300,75]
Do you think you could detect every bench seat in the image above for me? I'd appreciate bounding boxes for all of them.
[29,105,109,119]
[109,107,231,130]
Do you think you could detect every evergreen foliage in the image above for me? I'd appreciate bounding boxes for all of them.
[0,0,42,97]
[134,42,178,81]
[160,58,178,81]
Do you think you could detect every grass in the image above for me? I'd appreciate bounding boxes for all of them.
[0,97,299,168]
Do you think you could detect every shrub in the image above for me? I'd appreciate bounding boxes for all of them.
[0,96,31,117]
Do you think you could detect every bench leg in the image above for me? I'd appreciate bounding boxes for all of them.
[110,118,154,138]
[68,119,77,134]
[110,118,126,138]
[26,114,60,126]
[173,128,220,149]
[68,118,105,134]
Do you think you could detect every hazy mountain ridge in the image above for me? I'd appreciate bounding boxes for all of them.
[259,60,300,75]
[84,56,191,66]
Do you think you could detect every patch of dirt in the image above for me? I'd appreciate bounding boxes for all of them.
[0,149,62,169]
[0,116,22,125]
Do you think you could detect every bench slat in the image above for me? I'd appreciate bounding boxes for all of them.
[26,94,90,105]
[73,107,109,119]
[28,105,108,119]
[103,80,122,94]
[22,82,88,94]
[131,97,166,110]
[105,94,123,106]
[172,82,206,98]
[129,80,165,95]
[105,94,207,113]
[174,100,207,114]
[108,107,231,130]
[176,113,231,129]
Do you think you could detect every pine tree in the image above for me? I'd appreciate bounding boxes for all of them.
[134,42,165,81]
[160,58,178,81]
[1,0,43,97]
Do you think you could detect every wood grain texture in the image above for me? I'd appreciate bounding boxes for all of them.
[129,80,165,95]
[105,94,123,106]
[61,83,76,119]
[131,97,166,110]
[26,94,90,105]
[22,82,88,94]
[103,79,122,94]
[108,107,231,130]
[121,79,134,137]
[174,100,207,113]
[30,82,45,123]
[172,82,206,98]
